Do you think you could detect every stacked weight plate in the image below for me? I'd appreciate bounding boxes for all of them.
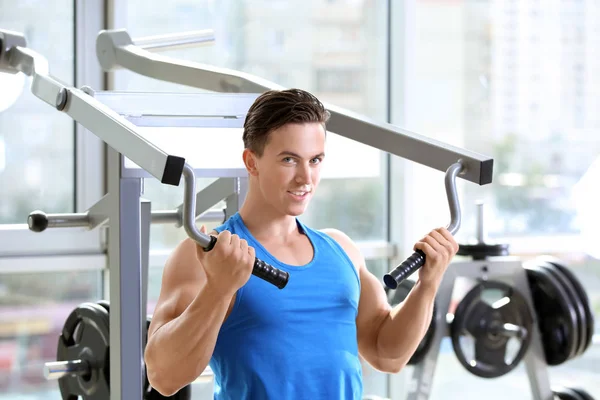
[45,300,192,400]
[524,256,595,366]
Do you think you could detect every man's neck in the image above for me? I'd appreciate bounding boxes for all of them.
[238,191,300,242]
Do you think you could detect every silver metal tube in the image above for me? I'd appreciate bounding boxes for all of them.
[134,30,215,52]
[150,210,180,225]
[28,210,90,232]
[94,28,494,186]
[44,360,89,380]
[476,201,486,243]
[44,213,89,228]
[151,208,225,225]
[181,163,212,248]
[0,35,181,185]
[445,161,463,235]
[499,323,527,339]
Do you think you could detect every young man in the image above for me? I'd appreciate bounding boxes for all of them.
[144,89,458,399]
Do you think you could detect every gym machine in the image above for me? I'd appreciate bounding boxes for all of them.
[93,30,598,399]
[3,26,591,400]
[388,202,595,400]
[0,26,492,400]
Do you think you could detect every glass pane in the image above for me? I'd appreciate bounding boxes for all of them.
[0,270,103,399]
[406,0,600,397]
[0,1,75,224]
[115,0,389,242]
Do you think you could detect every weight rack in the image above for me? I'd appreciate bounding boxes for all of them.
[403,203,556,400]
[405,257,553,400]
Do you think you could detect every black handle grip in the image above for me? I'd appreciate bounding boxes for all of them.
[28,210,49,232]
[203,236,289,289]
[252,258,289,289]
[383,250,426,289]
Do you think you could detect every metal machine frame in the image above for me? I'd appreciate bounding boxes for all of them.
[1,27,562,400]
[405,257,553,400]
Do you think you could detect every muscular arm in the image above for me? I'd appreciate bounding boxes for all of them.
[322,229,437,373]
[144,236,235,396]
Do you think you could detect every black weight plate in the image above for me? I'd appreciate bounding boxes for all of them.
[95,300,111,390]
[539,256,595,355]
[553,386,585,400]
[457,243,509,260]
[389,279,437,365]
[57,302,110,400]
[96,300,110,314]
[450,280,533,378]
[524,263,579,366]
[571,387,595,400]
[537,260,585,360]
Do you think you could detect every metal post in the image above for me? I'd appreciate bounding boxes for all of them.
[225,178,245,220]
[107,147,144,400]
[141,198,151,343]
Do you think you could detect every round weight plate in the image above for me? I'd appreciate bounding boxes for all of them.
[553,386,585,400]
[96,300,110,314]
[57,302,110,400]
[538,260,587,359]
[571,387,595,400]
[389,280,437,365]
[524,262,579,365]
[457,243,509,260]
[450,280,533,378]
[539,256,595,356]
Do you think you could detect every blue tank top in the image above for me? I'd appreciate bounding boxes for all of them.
[208,213,363,400]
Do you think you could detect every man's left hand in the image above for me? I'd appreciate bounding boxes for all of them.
[414,227,459,290]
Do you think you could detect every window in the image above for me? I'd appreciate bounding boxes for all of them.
[401,0,600,396]
[0,1,75,224]
[315,68,362,93]
[114,0,389,397]
[114,0,389,244]
[0,2,107,399]
[0,266,103,398]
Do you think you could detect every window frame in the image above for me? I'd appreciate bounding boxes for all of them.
[0,0,107,260]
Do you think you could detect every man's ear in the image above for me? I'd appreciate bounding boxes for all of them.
[243,149,259,176]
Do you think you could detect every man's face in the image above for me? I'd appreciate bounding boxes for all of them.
[245,122,326,216]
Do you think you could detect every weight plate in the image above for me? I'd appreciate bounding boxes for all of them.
[553,386,585,400]
[571,387,595,400]
[96,300,110,314]
[389,279,437,365]
[524,263,578,366]
[57,302,110,400]
[450,280,533,378]
[537,260,587,359]
[457,243,509,260]
[539,256,595,356]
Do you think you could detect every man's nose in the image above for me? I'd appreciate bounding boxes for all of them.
[295,163,311,184]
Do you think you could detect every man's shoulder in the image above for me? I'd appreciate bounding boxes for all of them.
[318,228,352,244]
[318,228,364,269]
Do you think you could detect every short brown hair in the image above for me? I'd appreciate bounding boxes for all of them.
[243,89,330,156]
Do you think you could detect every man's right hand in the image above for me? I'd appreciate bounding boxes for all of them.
[195,225,256,294]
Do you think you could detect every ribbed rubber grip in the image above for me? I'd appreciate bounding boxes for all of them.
[202,236,289,289]
[383,250,426,289]
[253,258,289,289]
